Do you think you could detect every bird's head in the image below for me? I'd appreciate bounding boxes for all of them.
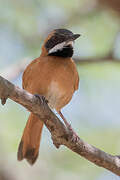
[41,29,80,58]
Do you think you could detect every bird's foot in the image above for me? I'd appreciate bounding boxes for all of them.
[58,111,79,142]
[67,124,80,142]
[34,94,48,104]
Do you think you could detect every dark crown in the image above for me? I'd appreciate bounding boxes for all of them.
[45,29,74,50]
[45,29,80,58]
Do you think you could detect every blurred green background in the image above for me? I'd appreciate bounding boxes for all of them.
[0,0,120,179]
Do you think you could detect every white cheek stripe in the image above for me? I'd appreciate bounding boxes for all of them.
[49,42,66,54]
[67,41,74,46]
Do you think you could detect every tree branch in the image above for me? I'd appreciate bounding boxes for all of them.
[0,75,120,176]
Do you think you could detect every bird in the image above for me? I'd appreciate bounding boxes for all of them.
[17,28,80,165]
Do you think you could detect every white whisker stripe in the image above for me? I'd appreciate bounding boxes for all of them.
[49,42,66,54]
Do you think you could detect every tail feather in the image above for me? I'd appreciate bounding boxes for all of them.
[17,113,43,165]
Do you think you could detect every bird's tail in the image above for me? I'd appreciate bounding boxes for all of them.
[17,113,43,165]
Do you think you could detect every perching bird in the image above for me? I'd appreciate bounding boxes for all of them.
[17,29,80,165]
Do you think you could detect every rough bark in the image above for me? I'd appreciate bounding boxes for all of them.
[0,75,120,176]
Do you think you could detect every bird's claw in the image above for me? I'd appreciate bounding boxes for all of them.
[67,124,79,142]
[34,94,48,104]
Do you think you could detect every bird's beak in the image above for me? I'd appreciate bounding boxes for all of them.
[72,34,81,40]
[66,34,81,46]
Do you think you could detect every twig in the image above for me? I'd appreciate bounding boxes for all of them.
[0,75,120,176]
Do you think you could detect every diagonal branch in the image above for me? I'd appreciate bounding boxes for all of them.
[0,75,120,176]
